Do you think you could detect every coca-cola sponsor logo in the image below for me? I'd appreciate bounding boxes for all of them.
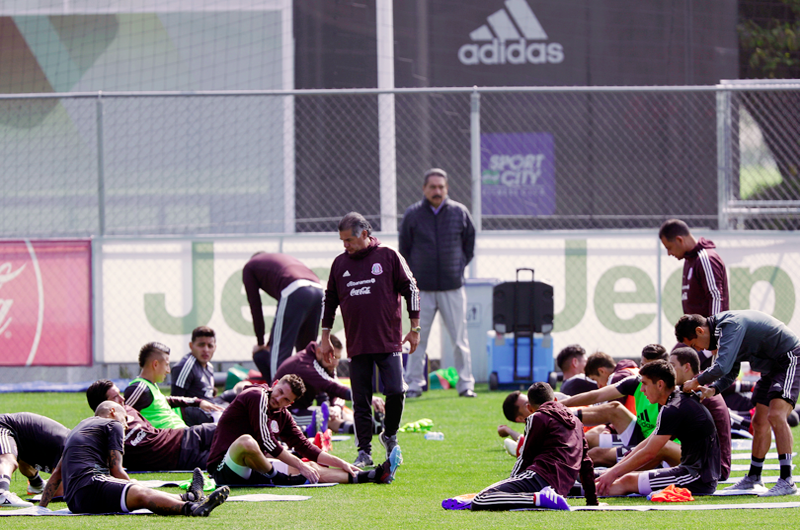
[350,286,372,296]
[0,261,26,336]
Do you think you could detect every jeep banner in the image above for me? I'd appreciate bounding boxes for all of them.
[98,233,800,364]
[0,240,91,366]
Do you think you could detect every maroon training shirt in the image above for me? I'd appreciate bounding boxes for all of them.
[274,341,352,410]
[511,401,596,498]
[682,237,729,317]
[243,253,321,346]
[206,384,321,471]
[122,405,184,471]
[321,238,420,356]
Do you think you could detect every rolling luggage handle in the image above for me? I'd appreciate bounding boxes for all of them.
[512,268,535,382]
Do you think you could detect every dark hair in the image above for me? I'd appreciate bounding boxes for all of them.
[641,344,668,362]
[139,341,170,368]
[191,326,215,342]
[424,168,448,185]
[527,382,555,407]
[555,344,586,372]
[639,360,676,389]
[502,391,523,422]
[87,379,114,412]
[330,334,343,350]
[584,351,616,377]
[670,347,700,376]
[658,218,691,241]
[675,314,707,342]
[338,212,372,237]
[279,373,306,400]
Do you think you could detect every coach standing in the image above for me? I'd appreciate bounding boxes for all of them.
[243,252,324,381]
[319,212,420,468]
[400,168,476,399]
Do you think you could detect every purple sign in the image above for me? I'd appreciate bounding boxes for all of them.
[481,132,555,216]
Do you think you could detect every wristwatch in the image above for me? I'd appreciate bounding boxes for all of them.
[411,326,422,333]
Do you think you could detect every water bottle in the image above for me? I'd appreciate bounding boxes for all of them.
[424,431,444,441]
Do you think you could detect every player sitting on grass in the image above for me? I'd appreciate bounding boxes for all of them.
[450,382,597,511]
[595,360,720,497]
[560,345,681,468]
[206,374,400,487]
[40,401,229,517]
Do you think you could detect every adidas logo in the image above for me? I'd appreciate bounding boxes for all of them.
[458,0,564,66]
[343,271,351,277]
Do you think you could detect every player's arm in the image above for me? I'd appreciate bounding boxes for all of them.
[38,458,62,507]
[123,382,154,412]
[316,452,359,476]
[560,384,624,407]
[497,424,521,441]
[595,434,671,496]
[243,265,266,345]
[319,274,340,358]
[696,324,744,387]
[108,449,130,481]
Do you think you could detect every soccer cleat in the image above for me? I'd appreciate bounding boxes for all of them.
[354,450,373,468]
[320,402,330,433]
[758,478,797,497]
[375,446,403,484]
[0,491,34,508]
[187,486,229,517]
[313,429,333,452]
[534,487,570,511]
[26,482,44,495]
[441,496,472,510]
[378,431,401,462]
[181,467,206,502]
[722,474,764,491]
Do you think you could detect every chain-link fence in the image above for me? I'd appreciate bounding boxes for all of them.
[3,83,800,237]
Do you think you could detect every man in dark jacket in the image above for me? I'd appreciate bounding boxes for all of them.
[465,382,596,511]
[319,212,420,468]
[399,168,476,398]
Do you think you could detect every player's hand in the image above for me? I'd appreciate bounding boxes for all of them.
[698,386,716,401]
[199,400,224,412]
[595,471,615,497]
[497,424,513,438]
[318,337,334,358]
[342,463,360,476]
[297,461,320,484]
[682,378,701,393]
[372,397,386,414]
[252,344,269,355]
[403,330,420,354]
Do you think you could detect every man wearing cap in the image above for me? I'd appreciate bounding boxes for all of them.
[400,168,477,399]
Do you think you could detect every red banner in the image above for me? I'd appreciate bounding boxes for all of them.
[0,240,92,366]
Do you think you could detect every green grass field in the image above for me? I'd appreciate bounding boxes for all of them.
[2,386,799,529]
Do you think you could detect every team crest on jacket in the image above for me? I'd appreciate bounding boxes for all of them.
[271,420,279,433]
[371,263,383,275]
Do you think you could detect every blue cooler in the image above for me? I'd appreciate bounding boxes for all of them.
[487,333,555,390]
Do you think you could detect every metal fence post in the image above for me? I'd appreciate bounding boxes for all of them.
[470,88,481,278]
[96,92,106,236]
[716,87,732,230]
[377,0,397,233]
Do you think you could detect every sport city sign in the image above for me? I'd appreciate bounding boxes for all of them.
[458,0,564,66]
[0,240,91,366]
[481,132,555,216]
